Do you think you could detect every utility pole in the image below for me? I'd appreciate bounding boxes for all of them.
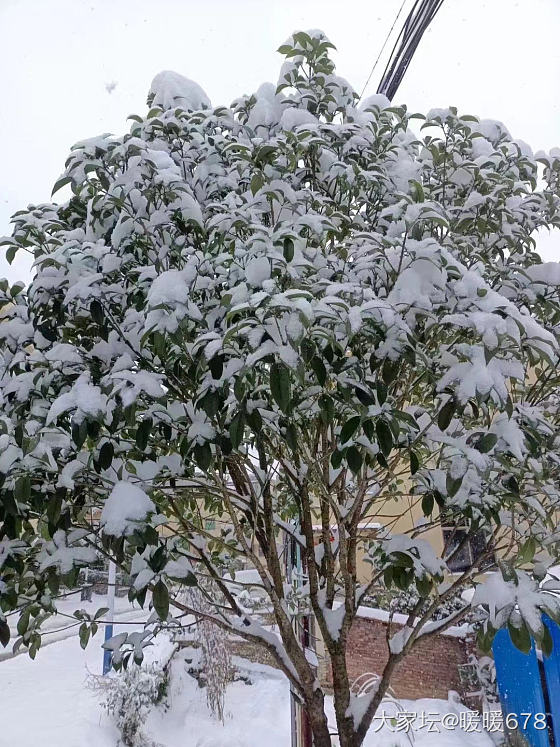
[102,560,116,674]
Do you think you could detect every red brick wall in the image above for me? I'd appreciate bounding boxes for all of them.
[321,614,471,701]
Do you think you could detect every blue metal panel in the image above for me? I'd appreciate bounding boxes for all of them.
[543,615,560,747]
[493,628,550,747]
[103,622,113,675]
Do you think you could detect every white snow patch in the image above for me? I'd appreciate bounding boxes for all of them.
[100,481,155,537]
[149,71,210,111]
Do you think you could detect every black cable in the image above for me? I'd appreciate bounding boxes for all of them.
[358,0,408,102]
[377,0,445,102]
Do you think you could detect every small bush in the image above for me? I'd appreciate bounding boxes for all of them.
[91,662,167,747]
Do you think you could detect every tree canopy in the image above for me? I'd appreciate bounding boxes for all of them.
[1,29,560,747]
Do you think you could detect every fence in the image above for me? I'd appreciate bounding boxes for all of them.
[493,616,560,746]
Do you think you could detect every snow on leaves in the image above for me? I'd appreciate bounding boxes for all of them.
[100,481,155,537]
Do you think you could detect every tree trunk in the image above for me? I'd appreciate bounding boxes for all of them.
[354,654,400,746]
[330,648,358,747]
[305,688,333,747]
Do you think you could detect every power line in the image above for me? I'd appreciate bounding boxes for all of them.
[376,0,445,102]
[358,0,409,102]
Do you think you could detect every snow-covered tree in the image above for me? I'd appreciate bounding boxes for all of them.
[1,29,560,746]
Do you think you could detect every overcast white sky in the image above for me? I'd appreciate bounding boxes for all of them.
[2,0,559,283]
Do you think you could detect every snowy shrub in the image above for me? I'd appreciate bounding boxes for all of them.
[93,663,167,747]
[2,27,560,747]
[469,653,499,711]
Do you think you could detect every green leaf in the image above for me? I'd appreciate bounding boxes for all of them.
[508,620,531,655]
[505,395,514,419]
[330,449,344,470]
[504,475,519,495]
[421,493,434,517]
[90,299,104,325]
[382,359,399,384]
[98,441,114,470]
[136,418,153,451]
[284,423,298,453]
[383,567,393,589]
[346,446,363,474]
[355,386,375,406]
[51,175,72,197]
[10,281,25,299]
[194,442,212,471]
[37,323,57,342]
[250,173,264,195]
[5,245,18,265]
[300,338,315,363]
[79,622,90,650]
[409,180,425,203]
[47,571,60,596]
[209,356,223,379]
[246,408,262,433]
[229,412,245,450]
[152,580,169,621]
[124,404,137,427]
[340,416,360,445]
[15,475,31,501]
[377,452,388,469]
[477,624,496,654]
[475,433,497,453]
[283,237,294,262]
[519,536,536,564]
[392,567,411,591]
[416,576,432,597]
[153,331,166,360]
[363,420,374,440]
[409,450,420,475]
[311,356,327,386]
[17,609,30,637]
[542,624,554,658]
[0,619,10,648]
[376,420,393,457]
[200,390,220,418]
[87,420,101,439]
[446,474,463,497]
[270,362,291,413]
[72,420,88,449]
[94,607,109,621]
[438,399,456,431]
[319,395,334,424]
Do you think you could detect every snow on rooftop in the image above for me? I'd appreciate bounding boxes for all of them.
[311,522,383,531]
[355,605,470,639]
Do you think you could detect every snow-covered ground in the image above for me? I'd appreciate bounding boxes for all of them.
[0,619,496,747]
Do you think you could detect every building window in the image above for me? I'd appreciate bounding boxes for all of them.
[442,522,494,573]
